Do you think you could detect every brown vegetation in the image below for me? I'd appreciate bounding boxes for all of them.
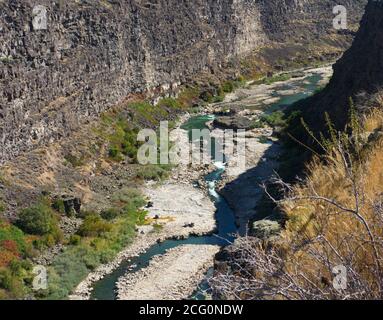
[212,108,383,300]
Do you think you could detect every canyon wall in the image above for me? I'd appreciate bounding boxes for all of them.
[0,0,366,161]
[301,0,383,130]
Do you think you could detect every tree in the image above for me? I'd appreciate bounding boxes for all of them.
[17,203,59,236]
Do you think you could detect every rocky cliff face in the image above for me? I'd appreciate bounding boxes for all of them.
[0,0,366,161]
[301,0,383,130]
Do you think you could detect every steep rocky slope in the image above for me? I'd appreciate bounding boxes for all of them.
[0,0,366,161]
[301,0,383,130]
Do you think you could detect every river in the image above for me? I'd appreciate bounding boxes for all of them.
[89,66,332,300]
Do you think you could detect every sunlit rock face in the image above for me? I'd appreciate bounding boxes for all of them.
[0,0,366,161]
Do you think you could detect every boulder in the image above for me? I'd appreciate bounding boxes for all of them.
[251,219,281,239]
[62,196,82,216]
[213,116,253,130]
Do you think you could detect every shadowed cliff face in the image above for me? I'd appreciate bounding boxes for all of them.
[258,0,366,42]
[0,0,366,161]
[302,0,383,130]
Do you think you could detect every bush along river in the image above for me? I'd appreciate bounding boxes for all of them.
[73,66,333,300]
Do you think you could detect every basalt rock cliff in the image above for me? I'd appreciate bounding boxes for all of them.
[301,0,383,130]
[0,0,366,161]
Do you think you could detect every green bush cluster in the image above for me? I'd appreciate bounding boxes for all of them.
[52,199,66,215]
[112,188,147,212]
[256,110,302,130]
[77,214,112,238]
[0,262,33,299]
[69,235,81,246]
[212,95,224,103]
[176,86,201,109]
[0,221,34,299]
[102,79,246,164]
[260,111,287,128]
[0,223,30,258]
[64,154,85,168]
[221,77,245,94]
[258,73,292,85]
[100,208,120,221]
[222,81,234,93]
[13,199,64,251]
[45,207,144,299]
[42,187,149,299]
[0,201,5,213]
[108,118,141,162]
[130,101,168,125]
[157,97,182,110]
[0,195,71,298]
[136,164,172,181]
[200,91,214,103]
[16,202,62,243]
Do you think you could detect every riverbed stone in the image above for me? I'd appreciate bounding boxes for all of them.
[213,116,253,130]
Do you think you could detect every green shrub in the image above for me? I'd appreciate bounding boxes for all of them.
[200,91,213,103]
[112,188,147,215]
[258,136,270,144]
[251,120,265,129]
[222,81,234,93]
[108,145,121,160]
[107,119,141,162]
[0,56,13,64]
[136,210,148,226]
[237,75,245,82]
[260,73,292,85]
[129,101,167,125]
[77,214,112,238]
[42,234,57,248]
[77,210,97,219]
[69,235,81,246]
[100,208,120,221]
[0,227,24,257]
[212,95,224,103]
[260,111,286,128]
[0,200,5,213]
[0,221,32,263]
[64,154,84,167]
[16,202,61,238]
[0,267,28,299]
[152,223,164,232]
[217,87,224,97]
[157,98,181,110]
[46,212,138,299]
[177,86,200,109]
[52,199,65,214]
[137,164,172,181]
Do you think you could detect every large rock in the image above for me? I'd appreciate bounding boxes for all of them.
[251,219,281,239]
[213,116,253,130]
[63,196,81,217]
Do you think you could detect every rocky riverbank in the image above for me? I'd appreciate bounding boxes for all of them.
[70,66,333,300]
[117,245,220,300]
[211,66,334,234]
[70,117,218,300]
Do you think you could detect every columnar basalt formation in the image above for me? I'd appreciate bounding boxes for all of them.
[0,0,366,161]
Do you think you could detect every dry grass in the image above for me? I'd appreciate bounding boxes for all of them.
[212,108,383,300]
